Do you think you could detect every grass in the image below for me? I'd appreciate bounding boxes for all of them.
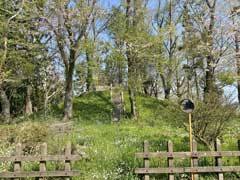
[72,91,114,124]
[0,91,240,179]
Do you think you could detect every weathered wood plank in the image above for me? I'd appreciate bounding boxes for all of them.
[135,166,240,174]
[0,171,80,178]
[39,143,47,180]
[136,151,240,158]
[215,139,224,180]
[14,143,22,180]
[0,155,85,162]
[144,141,150,180]
[0,142,83,179]
[65,142,72,180]
[192,139,199,180]
[167,141,174,180]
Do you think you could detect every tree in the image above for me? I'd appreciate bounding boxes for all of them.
[232,6,240,104]
[181,0,233,101]
[0,0,25,120]
[44,0,98,120]
[83,9,111,91]
[125,0,160,118]
[0,0,46,120]
[192,95,236,149]
[203,0,217,100]
[108,0,160,118]
[154,0,183,99]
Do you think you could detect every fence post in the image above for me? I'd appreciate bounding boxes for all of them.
[215,139,224,180]
[167,140,174,180]
[39,143,47,180]
[192,139,199,180]
[65,142,72,180]
[144,140,150,180]
[14,143,22,180]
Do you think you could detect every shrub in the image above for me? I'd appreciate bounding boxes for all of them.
[14,122,50,154]
[192,94,237,149]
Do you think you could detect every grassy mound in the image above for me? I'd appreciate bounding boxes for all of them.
[73,91,114,124]
[67,91,185,126]
[0,91,239,179]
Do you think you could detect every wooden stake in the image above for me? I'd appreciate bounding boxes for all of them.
[168,140,174,180]
[14,143,22,180]
[39,143,47,180]
[144,141,149,180]
[65,142,72,180]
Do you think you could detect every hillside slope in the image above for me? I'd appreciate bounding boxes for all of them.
[0,92,239,179]
[67,91,185,126]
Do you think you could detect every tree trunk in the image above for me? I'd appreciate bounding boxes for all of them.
[160,74,171,99]
[63,61,75,120]
[176,80,182,98]
[126,0,137,119]
[204,55,215,101]
[25,84,33,116]
[118,60,123,85]
[0,89,10,121]
[154,83,158,98]
[127,60,138,119]
[164,86,171,99]
[204,2,216,102]
[194,68,200,99]
[235,25,240,104]
[86,50,93,91]
[44,90,48,118]
[128,87,137,119]
[143,86,148,95]
[127,53,138,119]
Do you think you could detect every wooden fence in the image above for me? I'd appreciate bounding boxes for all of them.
[0,142,85,179]
[135,139,240,180]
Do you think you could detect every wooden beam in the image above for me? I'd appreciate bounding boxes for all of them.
[135,166,240,174]
[0,171,81,178]
[0,155,85,162]
[136,151,240,158]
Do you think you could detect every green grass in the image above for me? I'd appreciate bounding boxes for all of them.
[0,91,240,179]
[61,91,185,126]
[73,91,114,124]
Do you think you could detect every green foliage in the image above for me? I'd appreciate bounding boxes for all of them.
[107,2,163,91]
[0,1,239,178]
[192,94,237,149]
[14,121,50,153]
[217,72,235,85]
[0,0,44,80]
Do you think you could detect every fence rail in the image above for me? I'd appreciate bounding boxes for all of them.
[135,139,240,180]
[0,142,85,179]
